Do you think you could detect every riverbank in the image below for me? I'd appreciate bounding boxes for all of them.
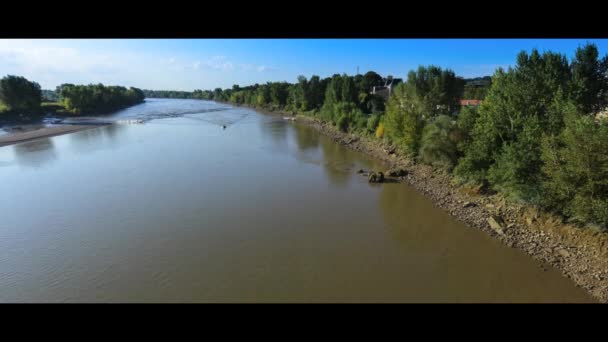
[0,124,108,147]
[244,103,608,302]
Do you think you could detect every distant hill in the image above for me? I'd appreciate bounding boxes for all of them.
[464,76,492,87]
[462,76,492,100]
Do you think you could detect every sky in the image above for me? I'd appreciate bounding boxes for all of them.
[1,39,608,91]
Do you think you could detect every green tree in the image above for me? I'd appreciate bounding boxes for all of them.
[383,83,426,155]
[541,114,608,228]
[359,71,384,93]
[0,75,42,113]
[419,115,461,170]
[455,49,573,200]
[570,43,608,114]
[406,66,465,117]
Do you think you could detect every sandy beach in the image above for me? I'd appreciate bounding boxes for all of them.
[0,124,107,147]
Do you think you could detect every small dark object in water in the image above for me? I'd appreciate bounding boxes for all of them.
[222,125,226,129]
[368,171,385,183]
[357,169,365,174]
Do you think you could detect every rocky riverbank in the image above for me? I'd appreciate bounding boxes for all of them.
[290,114,608,303]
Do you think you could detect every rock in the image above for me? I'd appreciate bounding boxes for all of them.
[368,172,384,183]
[462,201,474,208]
[557,249,571,258]
[368,172,376,182]
[487,215,505,235]
[386,168,408,177]
[357,169,365,174]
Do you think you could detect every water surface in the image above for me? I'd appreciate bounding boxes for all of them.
[0,99,594,302]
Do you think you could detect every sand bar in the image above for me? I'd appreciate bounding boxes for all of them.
[0,124,107,147]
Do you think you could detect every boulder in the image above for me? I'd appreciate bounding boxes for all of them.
[462,201,474,208]
[386,168,408,177]
[487,215,505,235]
[556,248,571,258]
[368,171,384,183]
[368,172,378,183]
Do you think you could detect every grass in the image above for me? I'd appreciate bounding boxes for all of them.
[41,101,71,115]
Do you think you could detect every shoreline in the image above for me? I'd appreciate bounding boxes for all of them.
[245,104,608,303]
[0,124,109,147]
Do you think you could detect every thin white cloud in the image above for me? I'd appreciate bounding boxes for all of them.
[203,56,234,71]
[238,63,275,72]
[0,42,123,75]
[0,40,278,90]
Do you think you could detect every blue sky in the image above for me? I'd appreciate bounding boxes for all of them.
[1,39,607,91]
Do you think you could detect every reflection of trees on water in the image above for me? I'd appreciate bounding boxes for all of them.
[378,183,457,253]
[13,138,58,168]
[68,124,126,153]
[260,119,288,145]
[319,136,354,187]
[293,123,319,151]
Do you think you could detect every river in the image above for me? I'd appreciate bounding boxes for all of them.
[0,98,594,302]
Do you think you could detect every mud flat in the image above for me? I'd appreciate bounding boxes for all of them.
[0,124,107,147]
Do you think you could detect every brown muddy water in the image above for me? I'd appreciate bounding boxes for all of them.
[0,99,595,302]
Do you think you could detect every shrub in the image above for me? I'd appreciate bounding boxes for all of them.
[419,115,460,170]
[337,114,349,132]
[375,122,385,139]
[367,114,381,134]
[541,114,608,228]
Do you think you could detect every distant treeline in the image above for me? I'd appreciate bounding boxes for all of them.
[200,44,608,230]
[55,84,145,115]
[0,75,145,118]
[142,89,197,99]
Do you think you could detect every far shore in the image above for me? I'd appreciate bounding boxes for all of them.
[0,124,109,147]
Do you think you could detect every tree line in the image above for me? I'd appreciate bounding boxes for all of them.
[200,44,608,230]
[55,83,145,115]
[0,75,145,118]
[142,89,197,99]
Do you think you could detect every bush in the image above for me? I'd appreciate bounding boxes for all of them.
[367,114,381,134]
[375,122,385,139]
[337,114,349,132]
[419,115,460,170]
[541,114,608,228]
[455,105,479,152]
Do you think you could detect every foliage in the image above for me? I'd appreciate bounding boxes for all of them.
[383,83,426,155]
[375,122,385,139]
[0,75,42,113]
[455,49,574,200]
[541,114,608,228]
[57,83,144,115]
[419,115,461,170]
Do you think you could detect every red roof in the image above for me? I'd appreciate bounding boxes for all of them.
[460,99,482,106]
